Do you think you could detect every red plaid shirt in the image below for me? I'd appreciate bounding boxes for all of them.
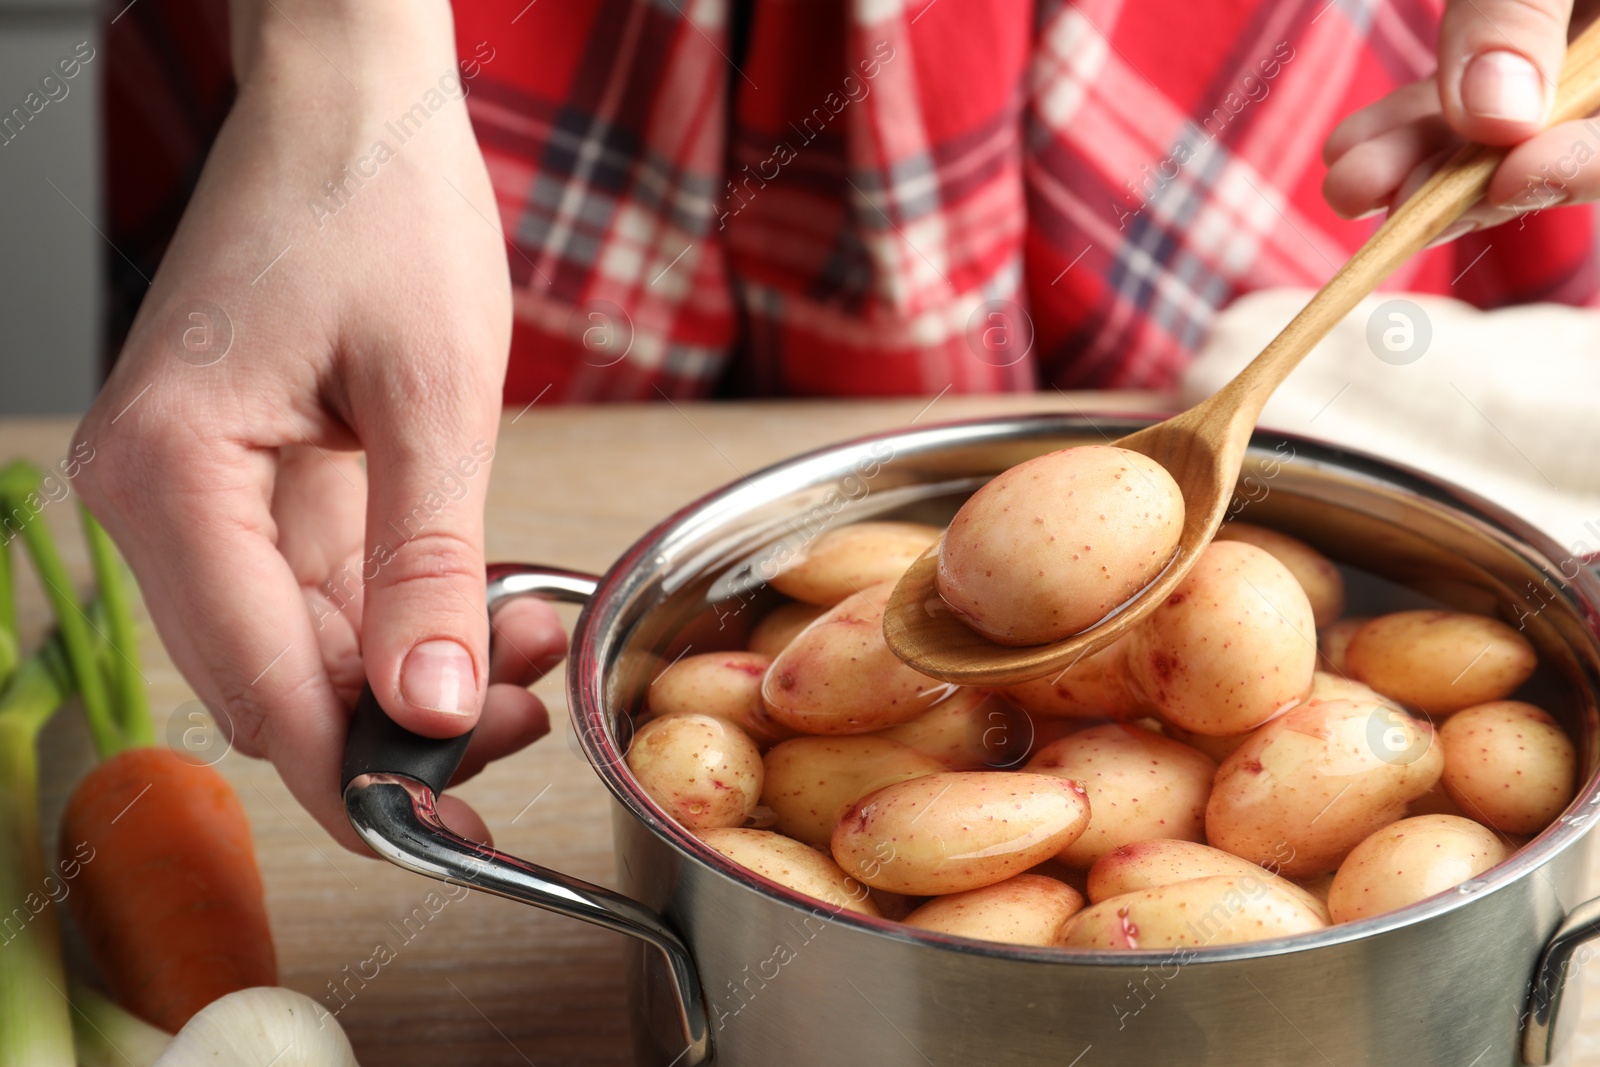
[106,0,1598,403]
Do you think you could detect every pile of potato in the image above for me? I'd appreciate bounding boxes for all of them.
[625,448,1580,951]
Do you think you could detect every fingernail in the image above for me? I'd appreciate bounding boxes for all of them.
[1353,206,1387,220]
[1514,186,1569,212]
[1461,51,1546,123]
[1426,219,1478,248]
[402,639,477,715]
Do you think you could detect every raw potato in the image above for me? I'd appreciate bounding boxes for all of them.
[904,874,1085,946]
[936,445,1184,646]
[1344,611,1536,715]
[769,521,942,606]
[831,771,1091,895]
[762,583,946,734]
[1439,701,1576,834]
[1059,874,1327,949]
[1407,782,1470,820]
[1026,725,1216,867]
[1318,617,1370,675]
[1292,872,1336,904]
[1206,698,1443,877]
[627,714,763,830]
[1124,541,1317,736]
[1214,523,1346,628]
[636,483,1581,951]
[1004,636,1147,720]
[1156,720,1252,763]
[1308,670,1385,706]
[699,828,881,917]
[762,736,942,847]
[649,651,791,745]
[1024,717,1101,758]
[1025,856,1090,895]
[873,689,1029,769]
[1327,814,1508,922]
[1085,840,1328,922]
[870,889,918,921]
[748,601,827,658]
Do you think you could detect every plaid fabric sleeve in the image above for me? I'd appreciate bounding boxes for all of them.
[106,0,1599,402]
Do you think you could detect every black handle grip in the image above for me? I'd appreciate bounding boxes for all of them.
[340,684,474,795]
[338,565,600,798]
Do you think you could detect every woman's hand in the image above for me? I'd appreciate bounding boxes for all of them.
[70,0,565,849]
[1323,0,1598,238]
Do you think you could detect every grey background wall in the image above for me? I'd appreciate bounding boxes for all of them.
[0,0,102,415]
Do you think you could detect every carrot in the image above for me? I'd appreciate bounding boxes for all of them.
[60,747,276,1033]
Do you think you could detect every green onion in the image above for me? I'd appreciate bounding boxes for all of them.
[0,528,16,688]
[81,511,151,748]
[68,983,170,1067]
[0,636,79,1067]
[0,464,119,758]
[0,463,131,1067]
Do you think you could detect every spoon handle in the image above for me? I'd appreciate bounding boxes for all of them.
[1214,17,1600,427]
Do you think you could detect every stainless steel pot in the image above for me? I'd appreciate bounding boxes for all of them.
[341,414,1600,1067]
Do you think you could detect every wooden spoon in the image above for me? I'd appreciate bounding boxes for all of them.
[885,22,1600,687]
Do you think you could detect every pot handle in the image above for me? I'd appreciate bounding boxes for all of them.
[341,563,712,1067]
[1523,894,1600,1064]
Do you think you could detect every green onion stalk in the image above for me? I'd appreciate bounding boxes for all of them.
[0,464,146,760]
[69,983,170,1067]
[0,618,78,1067]
[0,460,134,1067]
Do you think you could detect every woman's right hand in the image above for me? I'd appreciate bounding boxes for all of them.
[1323,0,1599,239]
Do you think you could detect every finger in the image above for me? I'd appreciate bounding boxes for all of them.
[78,433,367,850]
[1323,80,1442,165]
[1438,0,1573,143]
[1488,116,1600,206]
[1394,145,1459,209]
[437,795,494,846]
[270,448,369,703]
[1347,146,1510,248]
[1323,114,1456,217]
[306,568,366,710]
[1413,118,1598,245]
[348,353,504,740]
[272,445,367,590]
[1390,147,1503,247]
[489,596,568,687]
[447,683,552,785]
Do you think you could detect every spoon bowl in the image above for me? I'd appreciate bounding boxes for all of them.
[884,20,1600,686]
[884,393,1251,686]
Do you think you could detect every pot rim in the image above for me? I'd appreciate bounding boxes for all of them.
[568,411,1600,964]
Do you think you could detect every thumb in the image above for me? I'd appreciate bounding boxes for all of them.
[358,402,499,739]
[1438,0,1573,144]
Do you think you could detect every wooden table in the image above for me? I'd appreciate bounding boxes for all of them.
[11,393,1600,1066]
